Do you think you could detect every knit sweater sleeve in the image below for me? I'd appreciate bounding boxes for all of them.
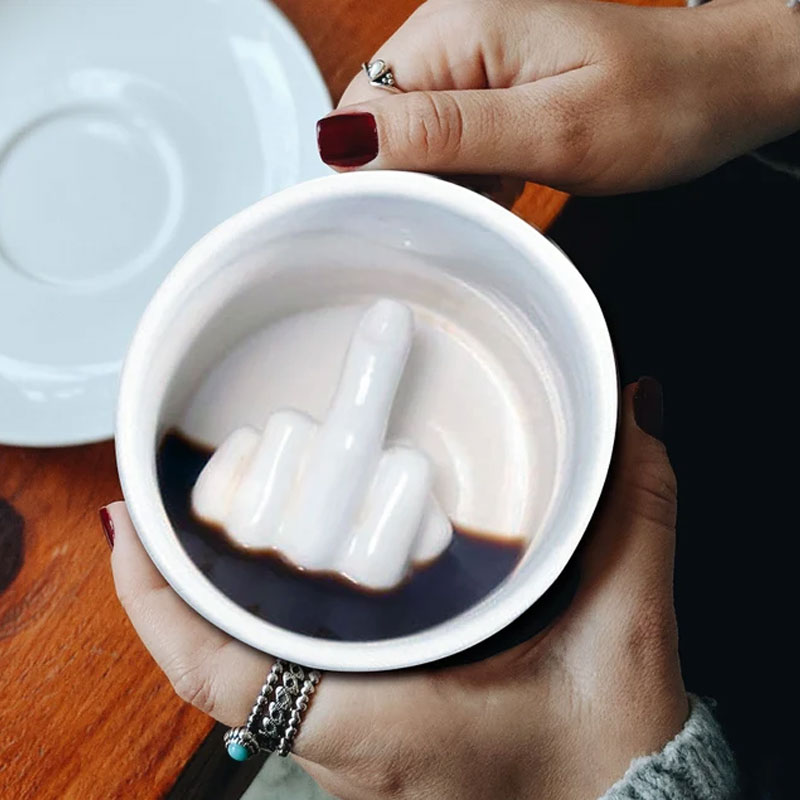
[598,696,740,800]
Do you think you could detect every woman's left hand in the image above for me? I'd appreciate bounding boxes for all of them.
[316,0,800,195]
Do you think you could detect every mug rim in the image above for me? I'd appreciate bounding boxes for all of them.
[116,170,618,672]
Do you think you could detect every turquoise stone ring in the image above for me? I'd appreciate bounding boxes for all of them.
[223,726,260,762]
[226,741,251,762]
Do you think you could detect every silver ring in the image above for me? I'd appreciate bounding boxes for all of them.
[363,59,398,91]
[224,659,321,761]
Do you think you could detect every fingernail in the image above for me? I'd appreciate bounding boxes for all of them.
[633,377,664,441]
[316,113,378,167]
[99,507,115,551]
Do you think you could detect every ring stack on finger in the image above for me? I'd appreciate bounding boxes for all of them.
[224,659,321,761]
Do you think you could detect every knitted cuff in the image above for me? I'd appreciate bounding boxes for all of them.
[599,695,740,800]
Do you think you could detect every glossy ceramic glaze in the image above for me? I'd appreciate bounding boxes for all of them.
[192,299,454,590]
[117,171,619,671]
[0,0,331,445]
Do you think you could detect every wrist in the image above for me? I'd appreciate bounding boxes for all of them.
[699,0,800,145]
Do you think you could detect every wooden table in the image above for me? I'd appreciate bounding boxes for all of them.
[0,0,670,796]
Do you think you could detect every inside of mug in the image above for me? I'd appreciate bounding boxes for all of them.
[125,183,614,657]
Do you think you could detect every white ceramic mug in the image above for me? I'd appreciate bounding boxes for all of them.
[116,171,617,672]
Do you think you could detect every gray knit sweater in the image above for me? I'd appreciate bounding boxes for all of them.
[599,695,739,800]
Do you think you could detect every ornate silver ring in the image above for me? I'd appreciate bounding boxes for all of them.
[224,659,321,761]
[363,59,398,91]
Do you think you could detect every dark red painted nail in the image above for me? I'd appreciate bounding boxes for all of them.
[317,113,378,167]
[633,377,664,442]
[99,507,115,551]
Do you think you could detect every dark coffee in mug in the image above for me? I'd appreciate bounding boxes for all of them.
[158,431,525,641]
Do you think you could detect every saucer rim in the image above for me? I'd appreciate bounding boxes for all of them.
[0,0,332,448]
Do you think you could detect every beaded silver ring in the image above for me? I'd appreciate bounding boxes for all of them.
[224,659,320,761]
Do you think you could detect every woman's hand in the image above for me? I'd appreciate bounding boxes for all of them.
[105,380,688,800]
[316,0,800,194]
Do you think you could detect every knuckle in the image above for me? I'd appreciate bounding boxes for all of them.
[368,742,441,797]
[372,750,415,795]
[404,92,464,165]
[115,580,158,618]
[622,456,678,530]
[169,659,218,717]
[114,585,136,615]
[114,583,153,624]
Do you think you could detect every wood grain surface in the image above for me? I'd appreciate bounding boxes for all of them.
[0,0,674,798]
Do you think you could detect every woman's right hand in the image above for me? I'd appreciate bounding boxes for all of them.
[317,0,800,194]
[107,381,689,800]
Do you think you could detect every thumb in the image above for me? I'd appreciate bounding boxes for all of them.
[576,378,678,608]
[316,71,596,182]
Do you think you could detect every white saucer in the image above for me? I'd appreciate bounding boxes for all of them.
[0,0,331,446]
